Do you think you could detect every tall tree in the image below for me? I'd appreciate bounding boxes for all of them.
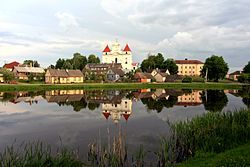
[243,61,250,73]
[62,59,73,69]
[0,68,15,83]
[55,58,65,69]
[88,54,100,64]
[72,53,87,70]
[201,55,229,82]
[23,60,40,67]
[163,59,178,75]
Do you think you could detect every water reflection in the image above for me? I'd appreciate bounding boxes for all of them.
[0,88,249,115]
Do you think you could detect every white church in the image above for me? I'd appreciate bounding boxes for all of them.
[102,40,138,72]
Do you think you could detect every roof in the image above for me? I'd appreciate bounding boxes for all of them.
[14,66,45,73]
[103,45,111,52]
[123,44,131,52]
[110,68,125,76]
[47,69,83,77]
[134,72,154,79]
[67,70,84,77]
[175,60,204,64]
[3,61,20,69]
[229,71,241,75]
[47,69,68,77]
[87,64,110,68]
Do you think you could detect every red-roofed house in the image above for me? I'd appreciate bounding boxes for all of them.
[175,59,204,76]
[3,61,20,71]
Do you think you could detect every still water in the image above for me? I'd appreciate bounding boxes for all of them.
[0,88,249,159]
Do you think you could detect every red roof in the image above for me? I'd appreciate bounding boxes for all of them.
[102,111,110,119]
[103,45,111,52]
[3,61,20,69]
[123,113,131,121]
[123,44,131,52]
[175,60,204,64]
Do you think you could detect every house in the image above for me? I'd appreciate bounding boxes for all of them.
[83,63,122,77]
[154,72,169,82]
[229,71,242,81]
[107,67,125,82]
[0,73,4,83]
[134,72,154,83]
[3,61,20,71]
[13,66,45,80]
[175,59,204,76]
[45,69,84,84]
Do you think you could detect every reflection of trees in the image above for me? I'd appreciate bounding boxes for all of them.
[1,93,15,102]
[201,90,228,112]
[88,103,100,111]
[141,96,178,113]
[58,99,87,112]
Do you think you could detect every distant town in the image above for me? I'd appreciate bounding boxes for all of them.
[0,40,249,84]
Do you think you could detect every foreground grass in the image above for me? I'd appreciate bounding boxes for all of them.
[176,141,250,167]
[0,82,245,92]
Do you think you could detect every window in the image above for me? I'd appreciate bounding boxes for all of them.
[185,66,187,69]
[189,66,191,69]
[125,61,127,64]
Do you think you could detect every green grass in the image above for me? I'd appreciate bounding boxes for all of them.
[176,141,250,167]
[0,82,246,92]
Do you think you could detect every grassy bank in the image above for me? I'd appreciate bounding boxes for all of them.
[0,82,246,92]
[176,141,250,167]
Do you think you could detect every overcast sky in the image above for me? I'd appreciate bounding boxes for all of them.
[0,0,250,71]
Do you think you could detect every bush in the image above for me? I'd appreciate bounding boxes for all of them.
[191,76,205,82]
[182,76,192,83]
[238,73,250,83]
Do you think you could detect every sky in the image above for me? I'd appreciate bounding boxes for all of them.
[0,0,250,72]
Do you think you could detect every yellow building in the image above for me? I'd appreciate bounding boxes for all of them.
[0,74,4,83]
[45,69,84,84]
[175,59,204,76]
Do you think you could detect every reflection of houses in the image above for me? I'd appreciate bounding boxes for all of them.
[177,90,202,106]
[45,69,84,84]
[8,92,43,105]
[13,66,45,80]
[102,98,132,123]
[133,89,181,100]
[45,90,85,103]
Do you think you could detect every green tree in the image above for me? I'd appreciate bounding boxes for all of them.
[62,60,73,69]
[163,58,178,75]
[243,61,250,73]
[201,55,229,82]
[23,60,40,67]
[55,58,65,69]
[88,54,100,64]
[72,53,87,70]
[0,68,15,83]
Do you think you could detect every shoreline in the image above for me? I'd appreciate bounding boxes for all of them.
[0,82,247,92]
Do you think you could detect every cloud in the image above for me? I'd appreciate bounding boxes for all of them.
[55,12,79,30]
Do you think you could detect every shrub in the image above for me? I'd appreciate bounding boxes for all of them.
[238,73,250,83]
[182,76,192,83]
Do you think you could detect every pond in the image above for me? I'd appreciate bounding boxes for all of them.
[0,88,249,163]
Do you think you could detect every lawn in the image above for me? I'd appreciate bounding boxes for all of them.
[0,82,246,92]
[176,141,250,167]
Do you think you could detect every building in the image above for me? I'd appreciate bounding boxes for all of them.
[107,67,125,82]
[83,63,122,77]
[0,73,4,83]
[3,61,20,71]
[102,40,133,72]
[45,69,84,84]
[175,59,204,76]
[134,72,154,83]
[229,71,242,81]
[13,66,45,80]
[154,72,169,82]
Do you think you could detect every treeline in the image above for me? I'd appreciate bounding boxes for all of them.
[49,53,100,71]
[140,53,178,74]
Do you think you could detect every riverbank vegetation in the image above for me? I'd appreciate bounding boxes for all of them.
[0,109,249,166]
[0,82,245,92]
